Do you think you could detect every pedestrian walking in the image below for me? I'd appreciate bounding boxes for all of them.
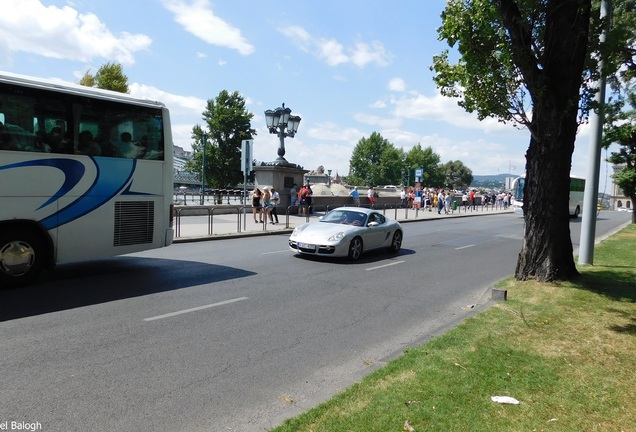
[252,188,263,223]
[298,184,310,215]
[270,187,280,224]
[445,191,452,214]
[290,183,298,207]
[350,186,360,206]
[262,188,273,224]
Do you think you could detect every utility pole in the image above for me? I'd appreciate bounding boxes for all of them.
[579,0,612,265]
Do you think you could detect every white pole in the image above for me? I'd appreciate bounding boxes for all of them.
[579,0,611,265]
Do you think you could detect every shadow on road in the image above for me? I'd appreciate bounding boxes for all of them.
[0,257,254,321]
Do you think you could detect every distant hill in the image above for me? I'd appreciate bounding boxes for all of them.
[470,173,518,190]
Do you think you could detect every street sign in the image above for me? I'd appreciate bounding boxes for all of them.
[241,140,253,174]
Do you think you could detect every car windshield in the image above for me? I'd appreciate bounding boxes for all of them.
[321,210,367,226]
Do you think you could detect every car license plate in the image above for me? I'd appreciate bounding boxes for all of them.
[298,242,315,251]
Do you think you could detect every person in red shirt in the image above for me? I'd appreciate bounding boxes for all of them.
[469,189,476,210]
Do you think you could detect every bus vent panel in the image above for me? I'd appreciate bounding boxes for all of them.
[114,201,155,246]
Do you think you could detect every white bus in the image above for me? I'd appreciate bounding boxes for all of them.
[0,72,174,287]
[511,174,585,218]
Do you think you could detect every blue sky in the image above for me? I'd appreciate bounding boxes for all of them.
[0,0,613,186]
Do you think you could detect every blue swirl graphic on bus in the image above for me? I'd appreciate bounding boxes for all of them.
[0,157,137,229]
[0,159,86,209]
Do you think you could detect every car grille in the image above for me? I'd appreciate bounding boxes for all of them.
[289,241,336,254]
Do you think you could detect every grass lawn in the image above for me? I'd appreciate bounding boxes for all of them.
[271,224,636,432]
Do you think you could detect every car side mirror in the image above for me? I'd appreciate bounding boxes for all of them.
[368,221,379,227]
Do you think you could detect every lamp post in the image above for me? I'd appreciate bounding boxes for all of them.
[264,103,301,164]
[327,169,332,186]
[200,132,207,205]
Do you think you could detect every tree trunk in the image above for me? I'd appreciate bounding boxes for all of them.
[507,0,592,282]
[515,106,579,281]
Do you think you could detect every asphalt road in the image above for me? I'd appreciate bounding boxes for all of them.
[0,211,630,432]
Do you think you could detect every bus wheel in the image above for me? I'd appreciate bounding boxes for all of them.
[0,229,44,288]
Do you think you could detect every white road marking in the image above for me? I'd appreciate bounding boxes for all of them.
[456,244,476,250]
[144,297,249,322]
[365,260,405,271]
[261,250,290,255]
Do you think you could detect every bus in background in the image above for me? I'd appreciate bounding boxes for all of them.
[511,175,585,218]
[0,71,174,287]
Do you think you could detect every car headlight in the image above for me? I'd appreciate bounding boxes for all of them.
[328,232,345,241]
[292,225,308,236]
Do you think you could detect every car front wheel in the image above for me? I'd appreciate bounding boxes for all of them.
[348,237,363,261]
[387,230,402,254]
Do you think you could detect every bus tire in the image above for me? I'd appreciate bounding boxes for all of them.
[0,228,45,288]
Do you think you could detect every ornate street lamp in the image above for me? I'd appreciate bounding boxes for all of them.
[264,103,301,165]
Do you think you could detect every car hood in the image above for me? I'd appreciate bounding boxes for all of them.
[293,222,361,239]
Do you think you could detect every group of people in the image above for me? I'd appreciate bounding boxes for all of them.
[399,187,513,213]
[399,187,466,213]
[348,186,378,207]
[251,187,280,224]
[1,121,160,159]
[251,183,318,223]
[290,183,314,215]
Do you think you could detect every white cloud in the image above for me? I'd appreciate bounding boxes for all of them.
[129,83,206,117]
[0,0,151,65]
[391,91,513,134]
[350,41,391,68]
[279,25,391,68]
[316,38,349,66]
[388,77,406,92]
[161,0,254,55]
[306,121,365,143]
[353,113,403,129]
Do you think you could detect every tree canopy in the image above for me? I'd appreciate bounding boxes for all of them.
[186,90,256,190]
[79,62,129,93]
[604,80,636,223]
[441,160,473,190]
[433,0,598,282]
[404,144,444,187]
[348,132,402,186]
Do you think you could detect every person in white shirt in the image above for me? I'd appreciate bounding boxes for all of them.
[269,188,280,224]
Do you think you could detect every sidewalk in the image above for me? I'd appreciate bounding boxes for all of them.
[172,205,514,243]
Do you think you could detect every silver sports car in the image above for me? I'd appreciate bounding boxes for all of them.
[289,207,403,260]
